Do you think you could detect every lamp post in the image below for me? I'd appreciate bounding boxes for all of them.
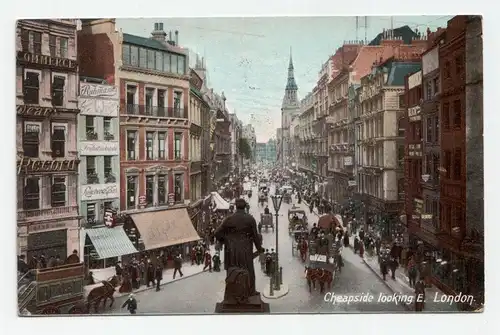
[270,194,283,291]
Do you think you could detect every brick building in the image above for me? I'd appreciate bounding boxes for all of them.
[78,19,199,259]
[16,19,81,259]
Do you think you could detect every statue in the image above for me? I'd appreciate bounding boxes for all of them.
[214,198,269,313]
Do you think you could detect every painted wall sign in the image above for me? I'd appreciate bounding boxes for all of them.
[16,105,58,117]
[79,141,119,156]
[17,158,79,174]
[79,98,119,117]
[80,83,118,98]
[422,47,439,76]
[81,183,119,201]
[408,71,422,90]
[343,156,353,166]
[17,51,77,71]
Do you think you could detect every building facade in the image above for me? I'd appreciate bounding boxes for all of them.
[357,56,421,237]
[298,92,315,173]
[403,70,424,245]
[78,20,191,211]
[16,19,81,258]
[78,79,120,227]
[213,92,231,185]
[189,69,204,204]
[242,124,257,165]
[229,113,242,174]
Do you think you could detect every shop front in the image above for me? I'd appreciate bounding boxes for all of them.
[188,195,211,237]
[128,207,201,267]
[27,229,67,261]
[83,226,138,270]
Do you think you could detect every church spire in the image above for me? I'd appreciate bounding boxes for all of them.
[282,46,299,110]
[286,47,298,91]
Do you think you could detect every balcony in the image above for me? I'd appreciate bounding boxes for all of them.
[104,132,115,141]
[17,205,79,222]
[124,104,186,119]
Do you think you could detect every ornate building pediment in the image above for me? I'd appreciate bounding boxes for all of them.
[125,167,141,174]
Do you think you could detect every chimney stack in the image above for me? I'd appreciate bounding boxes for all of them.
[151,22,167,44]
[175,30,179,46]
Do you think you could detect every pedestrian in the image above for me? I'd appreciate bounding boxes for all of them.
[375,238,381,256]
[380,257,389,281]
[173,253,184,279]
[414,278,426,312]
[139,259,146,286]
[196,245,203,265]
[203,250,212,272]
[354,236,359,254]
[343,231,349,248]
[265,249,272,276]
[389,257,398,280]
[154,264,162,291]
[146,260,155,287]
[191,246,197,265]
[407,257,418,287]
[359,229,365,241]
[212,251,221,272]
[400,247,408,269]
[122,293,138,314]
[359,240,364,258]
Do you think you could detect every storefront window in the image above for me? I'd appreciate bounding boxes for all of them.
[146,175,154,206]
[174,173,184,202]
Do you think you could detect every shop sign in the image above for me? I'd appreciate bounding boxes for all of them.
[168,193,175,206]
[344,156,353,166]
[16,105,58,117]
[408,71,422,90]
[348,180,357,187]
[79,98,119,117]
[17,51,77,71]
[28,221,67,234]
[17,157,79,174]
[326,116,335,124]
[139,195,147,206]
[408,106,421,122]
[414,198,424,215]
[80,83,118,98]
[81,184,118,201]
[79,141,119,156]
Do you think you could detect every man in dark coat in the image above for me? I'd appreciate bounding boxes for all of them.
[146,261,155,287]
[215,198,264,296]
[154,264,163,291]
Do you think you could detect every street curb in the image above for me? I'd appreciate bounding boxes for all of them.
[360,258,411,311]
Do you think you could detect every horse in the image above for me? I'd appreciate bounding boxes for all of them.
[299,240,308,263]
[86,276,118,313]
[305,267,333,293]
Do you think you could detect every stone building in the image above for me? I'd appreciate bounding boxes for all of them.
[212,91,231,186]
[78,79,120,227]
[298,92,315,174]
[356,55,421,237]
[16,19,81,259]
[229,113,242,174]
[188,68,204,204]
[403,70,423,245]
[313,61,330,186]
[242,124,257,165]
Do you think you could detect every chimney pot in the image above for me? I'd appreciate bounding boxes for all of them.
[175,30,179,45]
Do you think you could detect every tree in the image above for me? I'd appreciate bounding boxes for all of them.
[239,138,252,160]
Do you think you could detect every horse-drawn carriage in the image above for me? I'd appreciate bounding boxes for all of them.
[304,234,342,293]
[260,213,274,232]
[288,207,308,234]
[258,185,268,204]
[292,228,309,261]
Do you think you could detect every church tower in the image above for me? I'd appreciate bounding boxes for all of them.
[280,47,300,168]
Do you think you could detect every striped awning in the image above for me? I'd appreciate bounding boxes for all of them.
[86,227,138,259]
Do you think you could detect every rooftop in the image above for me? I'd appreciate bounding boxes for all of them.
[122,33,186,55]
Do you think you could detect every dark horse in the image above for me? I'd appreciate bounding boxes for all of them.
[305,267,333,293]
[86,276,119,313]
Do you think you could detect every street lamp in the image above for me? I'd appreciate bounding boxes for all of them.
[270,194,283,291]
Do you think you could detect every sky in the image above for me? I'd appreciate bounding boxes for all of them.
[116,16,453,142]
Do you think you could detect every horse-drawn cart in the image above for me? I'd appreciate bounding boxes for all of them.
[260,213,274,232]
[288,207,308,235]
[292,229,309,260]
[304,234,342,293]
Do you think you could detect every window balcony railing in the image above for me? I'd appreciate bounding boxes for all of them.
[104,132,114,141]
[86,131,98,141]
[124,104,186,119]
[86,173,100,184]
[17,205,79,222]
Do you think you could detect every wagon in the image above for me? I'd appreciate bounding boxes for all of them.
[304,235,343,293]
[288,208,308,234]
[260,213,274,232]
[291,229,308,256]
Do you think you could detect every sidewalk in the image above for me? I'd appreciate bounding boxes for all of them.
[303,201,458,312]
[85,245,222,298]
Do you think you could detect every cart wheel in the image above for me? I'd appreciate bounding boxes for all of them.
[68,305,86,314]
[42,306,60,314]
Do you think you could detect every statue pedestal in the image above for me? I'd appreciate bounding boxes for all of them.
[215,294,270,314]
[262,283,289,299]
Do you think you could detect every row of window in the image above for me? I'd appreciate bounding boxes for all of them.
[23,176,68,210]
[126,130,183,161]
[23,121,66,158]
[85,156,116,184]
[122,44,186,75]
[443,55,465,79]
[126,85,184,118]
[126,173,184,209]
[439,202,463,235]
[21,29,69,58]
[85,116,115,141]
[442,99,462,130]
[23,71,66,106]
[443,148,462,180]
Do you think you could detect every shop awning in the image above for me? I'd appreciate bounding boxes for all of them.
[211,191,230,210]
[86,227,138,259]
[130,208,201,250]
